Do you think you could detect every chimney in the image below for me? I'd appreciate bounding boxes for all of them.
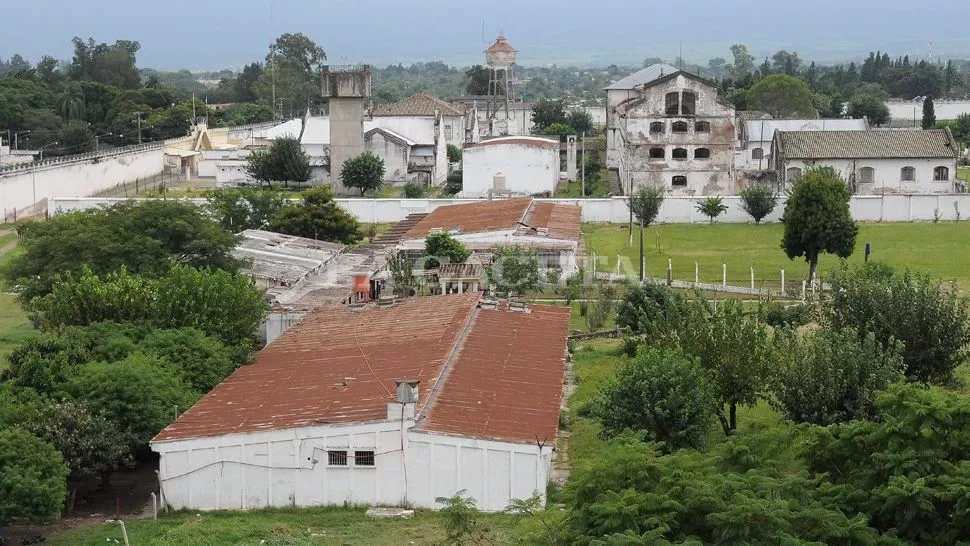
[387,378,420,420]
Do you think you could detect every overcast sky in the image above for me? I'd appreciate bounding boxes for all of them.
[3,0,968,70]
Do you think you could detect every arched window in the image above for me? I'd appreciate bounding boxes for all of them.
[681,91,696,115]
[751,148,764,160]
[859,167,875,183]
[900,166,916,181]
[694,148,711,159]
[665,92,680,115]
[934,166,950,181]
[672,148,688,160]
[787,167,802,180]
[649,147,665,159]
[649,121,665,133]
[672,175,688,186]
[672,121,689,133]
[695,121,710,132]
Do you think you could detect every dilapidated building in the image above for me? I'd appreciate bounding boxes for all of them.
[606,64,736,195]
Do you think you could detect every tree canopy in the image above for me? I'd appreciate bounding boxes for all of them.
[268,186,362,244]
[780,166,858,282]
[244,136,312,187]
[745,74,816,118]
[487,246,541,295]
[424,232,470,269]
[340,152,385,195]
[0,428,69,527]
[738,182,779,224]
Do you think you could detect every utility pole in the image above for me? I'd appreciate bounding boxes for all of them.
[134,112,143,144]
[580,131,586,197]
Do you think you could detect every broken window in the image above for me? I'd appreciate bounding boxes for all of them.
[900,166,916,181]
[787,167,802,180]
[672,148,688,160]
[665,92,680,115]
[354,450,375,467]
[672,121,689,133]
[934,166,949,181]
[649,121,665,133]
[695,121,710,132]
[672,175,688,186]
[328,450,348,466]
[694,148,711,159]
[649,147,665,159]
[681,91,696,115]
[859,167,875,183]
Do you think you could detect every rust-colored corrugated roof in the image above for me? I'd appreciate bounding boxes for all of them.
[404,198,533,239]
[153,294,480,442]
[524,202,582,241]
[417,304,570,444]
[371,91,466,118]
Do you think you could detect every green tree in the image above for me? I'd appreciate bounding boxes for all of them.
[695,196,728,223]
[268,186,362,244]
[27,400,132,513]
[35,263,267,348]
[204,187,287,232]
[57,120,95,155]
[70,37,142,89]
[745,74,816,118]
[541,122,574,139]
[0,428,69,527]
[586,347,716,450]
[804,384,970,544]
[4,200,242,302]
[922,95,936,129]
[567,109,593,135]
[823,263,970,383]
[244,136,312,187]
[738,182,779,224]
[140,328,235,392]
[727,44,756,80]
[780,166,858,282]
[253,33,326,115]
[771,327,904,425]
[436,490,492,545]
[233,62,263,103]
[464,65,493,95]
[56,83,85,122]
[531,98,567,133]
[444,171,463,195]
[387,252,417,297]
[951,112,970,143]
[615,282,687,339]
[340,152,385,195]
[848,91,891,126]
[488,246,541,296]
[68,355,199,448]
[627,186,665,281]
[446,143,462,163]
[423,232,470,269]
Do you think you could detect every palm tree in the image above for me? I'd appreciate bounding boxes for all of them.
[56,83,85,122]
[143,74,162,89]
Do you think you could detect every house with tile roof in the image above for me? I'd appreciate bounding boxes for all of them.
[772,128,960,194]
[151,294,570,512]
[366,92,458,186]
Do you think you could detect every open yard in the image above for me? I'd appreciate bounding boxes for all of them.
[583,222,970,290]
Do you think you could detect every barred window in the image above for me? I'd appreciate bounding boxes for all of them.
[328,450,347,466]
[354,451,375,467]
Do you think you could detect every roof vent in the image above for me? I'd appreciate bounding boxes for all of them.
[508,297,528,312]
[536,227,549,236]
[493,172,508,190]
[478,297,498,310]
[448,227,463,235]
[395,379,420,404]
[429,227,444,235]
[377,296,397,309]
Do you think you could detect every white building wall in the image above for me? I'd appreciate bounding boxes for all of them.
[441,115,466,147]
[887,100,970,122]
[365,133,410,183]
[462,144,559,197]
[152,420,550,512]
[780,157,958,194]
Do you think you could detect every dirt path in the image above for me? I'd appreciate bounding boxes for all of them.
[0,239,18,257]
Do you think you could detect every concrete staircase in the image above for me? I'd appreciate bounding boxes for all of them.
[372,213,428,245]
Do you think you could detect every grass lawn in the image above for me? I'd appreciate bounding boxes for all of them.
[584,222,970,290]
[48,506,523,545]
[958,166,969,182]
[0,293,35,372]
[555,172,610,198]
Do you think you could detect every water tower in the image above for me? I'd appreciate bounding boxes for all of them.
[322,65,371,194]
[485,34,516,122]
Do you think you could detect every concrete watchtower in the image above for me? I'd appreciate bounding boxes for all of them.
[322,65,371,193]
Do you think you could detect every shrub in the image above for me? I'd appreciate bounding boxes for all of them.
[763,302,810,329]
[695,196,729,223]
[402,182,425,198]
[738,182,779,224]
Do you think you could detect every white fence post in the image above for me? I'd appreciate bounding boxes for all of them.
[667,259,673,286]
[801,280,807,301]
[780,268,785,295]
[750,265,755,290]
[722,262,727,287]
[694,260,699,284]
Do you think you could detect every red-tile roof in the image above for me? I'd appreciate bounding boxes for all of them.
[152,296,571,446]
[371,91,466,118]
[486,35,516,53]
[153,294,480,442]
[404,198,533,239]
[524,202,582,241]
[417,304,570,443]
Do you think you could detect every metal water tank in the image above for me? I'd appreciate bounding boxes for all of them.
[485,35,516,70]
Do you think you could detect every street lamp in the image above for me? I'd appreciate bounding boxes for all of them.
[38,141,59,161]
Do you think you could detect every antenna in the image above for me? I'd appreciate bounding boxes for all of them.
[481,19,485,43]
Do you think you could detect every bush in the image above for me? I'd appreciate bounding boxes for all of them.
[444,171,462,195]
[446,144,462,163]
[771,327,905,425]
[401,182,425,198]
[738,182,779,224]
[423,232,470,269]
[823,262,970,383]
[585,347,716,450]
[763,302,810,329]
[695,196,729,223]
[0,428,69,527]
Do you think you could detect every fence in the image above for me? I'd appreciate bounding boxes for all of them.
[45,193,970,224]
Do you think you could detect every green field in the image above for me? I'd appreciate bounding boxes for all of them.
[0,294,34,372]
[958,166,969,182]
[583,222,970,290]
[47,506,522,545]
